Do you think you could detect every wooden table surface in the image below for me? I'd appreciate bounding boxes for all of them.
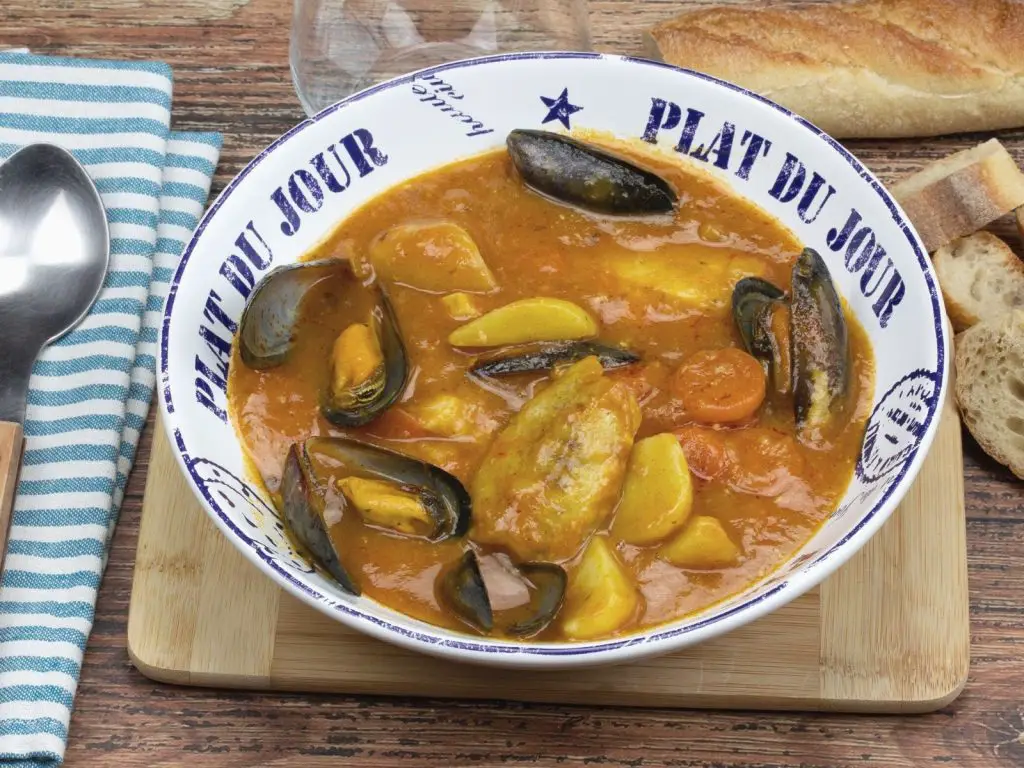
[4,0,1024,765]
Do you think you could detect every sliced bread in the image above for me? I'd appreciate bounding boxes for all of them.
[890,139,1024,253]
[955,309,1024,479]
[931,232,1024,332]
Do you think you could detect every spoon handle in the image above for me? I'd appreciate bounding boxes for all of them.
[0,421,23,568]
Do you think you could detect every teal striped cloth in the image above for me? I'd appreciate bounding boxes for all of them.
[0,51,222,766]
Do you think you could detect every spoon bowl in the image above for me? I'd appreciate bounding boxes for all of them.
[0,143,110,563]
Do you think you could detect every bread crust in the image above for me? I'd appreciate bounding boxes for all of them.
[889,140,1024,253]
[647,0,1024,138]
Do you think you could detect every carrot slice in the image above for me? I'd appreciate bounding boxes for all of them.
[671,348,767,424]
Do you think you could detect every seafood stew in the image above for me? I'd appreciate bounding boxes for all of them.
[227,129,875,643]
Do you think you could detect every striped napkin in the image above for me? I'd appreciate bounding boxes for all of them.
[0,52,222,766]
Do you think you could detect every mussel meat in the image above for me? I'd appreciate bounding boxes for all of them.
[238,258,346,369]
[437,551,567,638]
[236,257,409,427]
[506,129,678,216]
[470,340,640,378]
[790,248,849,430]
[280,436,473,594]
[303,436,471,541]
[322,293,409,427]
[732,277,788,391]
[281,442,360,595]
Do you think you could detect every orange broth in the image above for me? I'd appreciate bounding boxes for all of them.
[227,141,874,641]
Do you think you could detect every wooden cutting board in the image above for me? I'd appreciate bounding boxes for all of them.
[127,393,968,712]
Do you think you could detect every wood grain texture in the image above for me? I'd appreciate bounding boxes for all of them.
[820,390,969,712]
[127,427,280,688]
[0,421,22,570]
[0,0,1019,766]
[128,404,964,712]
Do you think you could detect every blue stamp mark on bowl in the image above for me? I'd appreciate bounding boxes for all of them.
[857,368,940,484]
[189,456,316,576]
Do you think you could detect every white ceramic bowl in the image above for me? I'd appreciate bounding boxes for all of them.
[160,53,949,669]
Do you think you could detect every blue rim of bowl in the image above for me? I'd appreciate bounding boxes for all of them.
[160,50,948,664]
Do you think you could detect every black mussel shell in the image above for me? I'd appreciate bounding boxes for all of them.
[321,290,409,428]
[280,443,360,595]
[305,436,470,542]
[790,248,850,430]
[505,562,567,638]
[438,551,493,633]
[732,277,787,387]
[470,340,640,378]
[732,276,785,350]
[506,129,678,216]
[238,258,348,369]
[436,554,567,638]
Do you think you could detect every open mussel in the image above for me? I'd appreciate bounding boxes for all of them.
[506,129,678,216]
[239,258,346,369]
[281,436,472,594]
[322,293,408,427]
[281,441,360,595]
[439,551,493,632]
[790,247,849,430]
[470,340,640,378]
[437,551,567,638]
[236,257,409,427]
[308,436,470,541]
[732,277,788,392]
[730,248,850,431]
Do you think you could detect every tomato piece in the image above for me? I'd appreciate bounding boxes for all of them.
[671,347,766,424]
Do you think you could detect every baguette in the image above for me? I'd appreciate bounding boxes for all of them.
[955,309,1024,479]
[646,0,1024,139]
[932,232,1024,331]
[888,139,1024,253]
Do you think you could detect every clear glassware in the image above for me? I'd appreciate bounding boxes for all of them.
[290,0,592,115]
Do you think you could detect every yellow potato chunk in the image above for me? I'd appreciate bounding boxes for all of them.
[408,394,474,437]
[562,537,639,641]
[470,356,641,561]
[448,298,598,348]
[331,322,382,392]
[441,292,481,320]
[337,476,433,537]
[660,516,741,569]
[369,221,496,292]
[611,433,694,545]
[605,247,767,309]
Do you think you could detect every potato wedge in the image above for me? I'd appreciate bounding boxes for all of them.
[448,298,598,348]
[471,356,641,561]
[660,516,741,569]
[611,433,694,545]
[370,221,497,292]
[407,393,481,438]
[441,292,482,320]
[562,537,639,641]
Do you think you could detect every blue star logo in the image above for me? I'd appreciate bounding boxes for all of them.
[540,88,583,129]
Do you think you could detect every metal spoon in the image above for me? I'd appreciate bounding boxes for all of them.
[0,144,110,565]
